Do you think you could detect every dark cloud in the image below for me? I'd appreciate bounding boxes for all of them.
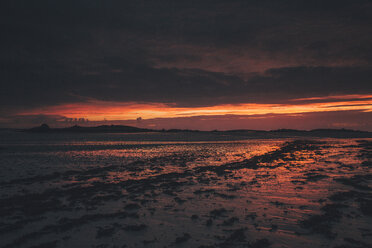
[2,60,371,111]
[73,65,372,106]
[2,0,371,62]
[0,0,371,120]
[248,66,372,100]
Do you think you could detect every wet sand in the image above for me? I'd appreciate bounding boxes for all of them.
[0,133,371,248]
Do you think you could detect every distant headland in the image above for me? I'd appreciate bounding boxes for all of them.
[20,124,372,138]
[24,124,152,133]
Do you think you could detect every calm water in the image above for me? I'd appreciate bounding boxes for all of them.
[0,131,371,248]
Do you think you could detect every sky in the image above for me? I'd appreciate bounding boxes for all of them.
[1,0,372,130]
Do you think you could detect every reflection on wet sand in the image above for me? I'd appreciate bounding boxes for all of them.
[0,136,371,248]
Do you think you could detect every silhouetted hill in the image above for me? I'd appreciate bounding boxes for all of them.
[222,128,372,138]
[23,124,372,138]
[28,123,51,132]
[25,124,153,133]
[267,128,371,138]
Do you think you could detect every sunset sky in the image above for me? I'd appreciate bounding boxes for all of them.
[1,0,372,130]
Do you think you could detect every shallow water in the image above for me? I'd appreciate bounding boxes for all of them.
[0,131,371,248]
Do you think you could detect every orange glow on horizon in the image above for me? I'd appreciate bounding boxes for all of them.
[291,94,372,101]
[18,95,372,121]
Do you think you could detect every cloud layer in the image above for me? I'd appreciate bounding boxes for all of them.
[1,0,371,128]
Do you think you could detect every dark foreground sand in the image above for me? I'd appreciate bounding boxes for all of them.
[0,133,371,248]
